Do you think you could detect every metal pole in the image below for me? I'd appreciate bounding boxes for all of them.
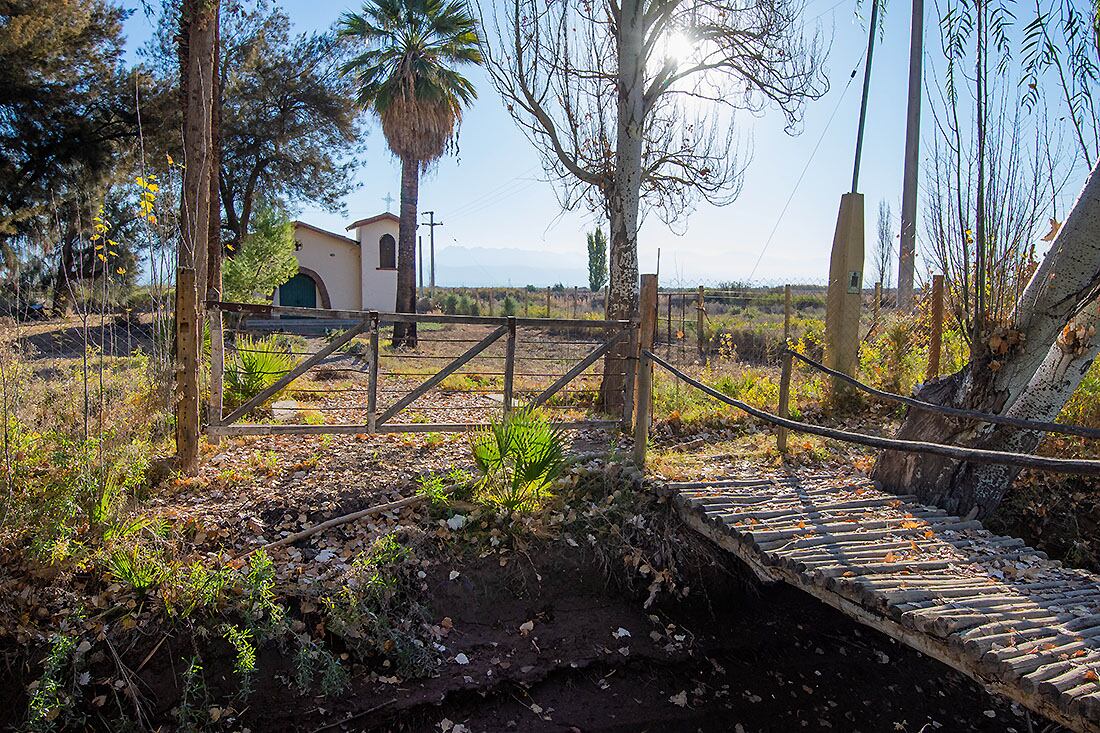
[898,0,924,310]
[422,211,441,297]
[851,0,881,193]
[633,274,658,467]
[777,285,793,453]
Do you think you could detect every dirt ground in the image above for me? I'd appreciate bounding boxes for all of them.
[0,316,1073,731]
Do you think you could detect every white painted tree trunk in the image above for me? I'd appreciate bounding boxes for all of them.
[874,161,1100,517]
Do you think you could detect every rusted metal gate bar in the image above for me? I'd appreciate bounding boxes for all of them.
[375,324,509,426]
[216,316,371,428]
[207,301,634,437]
[526,329,630,409]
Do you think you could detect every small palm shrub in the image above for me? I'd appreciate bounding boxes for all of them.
[225,335,296,408]
[501,295,517,316]
[470,410,566,511]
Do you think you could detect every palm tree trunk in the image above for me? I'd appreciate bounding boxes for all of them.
[393,155,419,348]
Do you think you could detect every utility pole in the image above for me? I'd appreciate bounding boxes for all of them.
[851,0,881,193]
[418,235,424,297]
[422,211,442,296]
[824,0,879,397]
[898,0,924,310]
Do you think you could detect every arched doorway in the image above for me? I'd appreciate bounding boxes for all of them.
[280,272,318,308]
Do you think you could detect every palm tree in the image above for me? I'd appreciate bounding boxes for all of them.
[339,0,481,347]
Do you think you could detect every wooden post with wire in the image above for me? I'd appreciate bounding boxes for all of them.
[633,274,658,467]
[503,316,516,417]
[873,281,882,336]
[666,291,672,353]
[545,286,551,317]
[696,285,706,361]
[572,286,578,318]
[367,311,379,431]
[176,267,200,474]
[207,289,224,444]
[777,284,793,454]
[487,288,494,316]
[927,274,944,382]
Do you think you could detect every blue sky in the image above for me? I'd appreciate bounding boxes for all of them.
[120,0,957,286]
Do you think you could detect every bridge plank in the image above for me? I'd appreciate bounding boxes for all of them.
[671,472,1100,733]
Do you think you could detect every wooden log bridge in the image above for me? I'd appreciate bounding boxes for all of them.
[670,473,1100,732]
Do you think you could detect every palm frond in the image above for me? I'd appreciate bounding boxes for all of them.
[339,0,482,164]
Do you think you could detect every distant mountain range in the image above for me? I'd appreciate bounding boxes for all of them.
[430,246,588,287]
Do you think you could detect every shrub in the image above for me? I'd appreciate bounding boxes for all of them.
[1061,359,1100,428]
[224,335,295,408]
[470,410,565,511]
[222,207,299,303]
[443,293,459,315]
[501,295,517,316]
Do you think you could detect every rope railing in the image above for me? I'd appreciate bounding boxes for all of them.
[643,350,1100,476]
[784,347,1100,440]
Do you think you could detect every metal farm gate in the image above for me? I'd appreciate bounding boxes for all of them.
[205,302,636,437]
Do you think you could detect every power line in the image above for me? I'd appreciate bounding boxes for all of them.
[746,53,866,282]
[448,177,544,222]
[446,165,541,218]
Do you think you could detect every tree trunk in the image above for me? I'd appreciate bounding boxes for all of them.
[599,0,644,415]
[393,155,419,348]
[874,161,1100,518]
[51,234,77,315]
[175,0,218,475]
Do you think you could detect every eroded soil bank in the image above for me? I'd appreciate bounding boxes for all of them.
[3,542,1036,732]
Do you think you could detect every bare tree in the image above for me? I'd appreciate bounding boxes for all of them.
[873,0,1100,518]
[875,200,894,289]
[479,0,827,407]
[922,77,1066,342]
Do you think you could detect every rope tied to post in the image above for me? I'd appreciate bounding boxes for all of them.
[643,350,1100,476]
[782,347,1100,440]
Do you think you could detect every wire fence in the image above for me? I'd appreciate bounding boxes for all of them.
[208,305,633,435]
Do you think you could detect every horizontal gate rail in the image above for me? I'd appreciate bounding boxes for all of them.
[208,301,628,329]
[205,301,635,437]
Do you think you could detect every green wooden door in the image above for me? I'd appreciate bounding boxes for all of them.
[279,273,317,308]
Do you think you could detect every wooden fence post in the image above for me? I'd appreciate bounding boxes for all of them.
[633,274,658,467]
[666,291,672,353]
[572,286,578,319]
[546,286,551,317]
[524,289,529,316]
[696,285,705,361]
[503,316,516,417]
[622,324,638,432]
[927,274,944,382]
[872,281,882,337]
[208,300,224,444]
[175,267,200,474]
[367,312,379,431]
[488,288,494,316]
[777,284,793,454]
